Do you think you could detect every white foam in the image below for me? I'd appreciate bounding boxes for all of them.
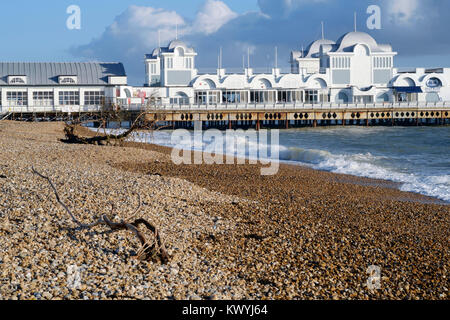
[88,127,450,202]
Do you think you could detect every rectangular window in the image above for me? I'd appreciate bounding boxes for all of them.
[221,90,249,104]
[305,90,319,103]
[276,90,303,103]
[321,93,330,103]
[208,91,220,104]
[33,91,54,106]
[354,95,374,104]
[250,91,275,103]
[195,91,208,104]
[185,58,192,69]
[150,64,156,74]
[7,91,28,106]
[84,91,105,106]
[170,97,189,105]
[59,91,80,105]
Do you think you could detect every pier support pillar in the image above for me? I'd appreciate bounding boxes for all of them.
[366,118,369,127]
[229,120,232,130]
[285,113,289,129]
[313,120,317,128]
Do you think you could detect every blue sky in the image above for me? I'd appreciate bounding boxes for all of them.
[2,0,450,85]
[0,0,256,61]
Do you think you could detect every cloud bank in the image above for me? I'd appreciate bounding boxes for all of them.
[71,0,450,85]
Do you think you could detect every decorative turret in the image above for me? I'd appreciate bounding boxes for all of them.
[145,40,198,87]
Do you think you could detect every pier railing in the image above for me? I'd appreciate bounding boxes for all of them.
[147,101,449,112]
[1,101,449,116]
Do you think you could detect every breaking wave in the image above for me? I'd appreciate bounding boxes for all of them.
[88,127,450,202]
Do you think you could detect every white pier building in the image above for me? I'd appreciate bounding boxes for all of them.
[120,31,450,109]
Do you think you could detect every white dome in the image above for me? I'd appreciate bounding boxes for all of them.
[152,48,160,56]
[168,40,186,50]
[305,39,335,58]
[168,40,194,53]
[335,32,378,52]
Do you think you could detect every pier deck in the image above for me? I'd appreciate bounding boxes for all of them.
[1,102,449,128]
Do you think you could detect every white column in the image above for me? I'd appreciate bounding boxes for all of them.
[53,88,58,111]
[1,88,7,109]
[27,88,33,108]
[79,88,85,111]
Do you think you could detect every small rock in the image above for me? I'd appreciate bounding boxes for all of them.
[42,292,53,300]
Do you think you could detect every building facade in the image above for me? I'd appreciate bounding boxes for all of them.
[0,62,127,114]
[120,30,450,107]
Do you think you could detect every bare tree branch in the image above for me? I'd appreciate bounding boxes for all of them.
[32,167,169,264]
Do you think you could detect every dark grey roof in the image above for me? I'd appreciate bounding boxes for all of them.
[0,62,126,86]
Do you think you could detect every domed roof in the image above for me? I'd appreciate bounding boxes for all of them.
[152,48,160,56]
[168,40,187,50]
[167,40,194,53]
[305,39,335,58]
[335,32,378,52]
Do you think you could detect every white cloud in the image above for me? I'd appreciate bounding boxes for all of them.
[258,0,331,17]
[71,1,239,84]
[191,0,238,35]
[385,0,420,25]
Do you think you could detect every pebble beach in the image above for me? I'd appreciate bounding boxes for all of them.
[0,121,448,300]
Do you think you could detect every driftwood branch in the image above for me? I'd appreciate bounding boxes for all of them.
[63,111,153,146]
[32,167,169,264]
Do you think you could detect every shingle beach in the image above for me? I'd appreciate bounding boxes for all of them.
[0,121,448,300]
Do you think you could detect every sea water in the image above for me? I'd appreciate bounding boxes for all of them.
[94,126,450,202]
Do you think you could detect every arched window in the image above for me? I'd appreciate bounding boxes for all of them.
[256,78,272,89]
[10,77,25,84]
[170,92,189,105]
[336,91,349,103]
[426,77,442,88]
[60,77,76,84]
